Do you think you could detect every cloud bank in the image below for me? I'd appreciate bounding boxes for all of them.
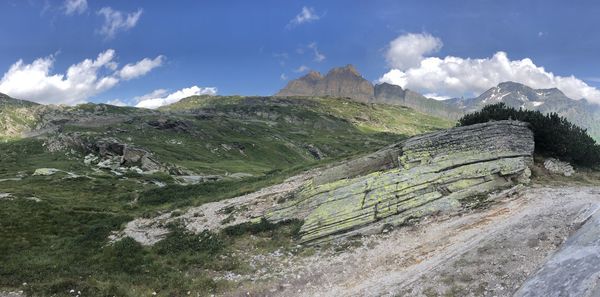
[135,86,217,109]
[379,33,600,103]
[0,50,163,105]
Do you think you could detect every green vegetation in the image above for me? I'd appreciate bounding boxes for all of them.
[458,103,600,167]
[0,95,453,296]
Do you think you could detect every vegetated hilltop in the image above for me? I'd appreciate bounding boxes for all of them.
[0,92,453,296]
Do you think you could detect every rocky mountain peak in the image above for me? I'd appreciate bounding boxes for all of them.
[276,64,374,102]
[496,81,532,91]
[304,70,323,80]
[326,64,361,77]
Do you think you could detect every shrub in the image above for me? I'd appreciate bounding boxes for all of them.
[153,227,223,255]
[458,103,600,166]
[98,237,148,274]
[223,218,302,237]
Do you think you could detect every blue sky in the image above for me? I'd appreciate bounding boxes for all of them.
[1,0,600,107]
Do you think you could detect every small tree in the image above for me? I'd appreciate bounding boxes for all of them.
[458,103,600,167]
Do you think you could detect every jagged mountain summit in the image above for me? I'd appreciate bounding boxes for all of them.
[276,65,463,119]
[459,81,600,140]
[276,65,374,102]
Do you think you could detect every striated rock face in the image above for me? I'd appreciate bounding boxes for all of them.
[543,158,575,176]
[266,121,534,243]
[276,65,374,102]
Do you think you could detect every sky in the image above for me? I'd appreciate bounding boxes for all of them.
[1,0,600,108]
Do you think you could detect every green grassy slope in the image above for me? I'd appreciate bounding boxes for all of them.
[0,95,453,296]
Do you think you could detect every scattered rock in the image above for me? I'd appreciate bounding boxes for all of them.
[121,146,161,171]
[177,175,223,185]
[543,158,575,176]
[304,144,325,160]
[147,118,190,133]
[0,193,13,200]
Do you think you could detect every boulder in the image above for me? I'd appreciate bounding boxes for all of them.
[121,146,161,172]
[266,120,535,243]
[32,168,61,176]
[543,158,575,176]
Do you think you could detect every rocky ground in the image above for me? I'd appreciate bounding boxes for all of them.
[222,185,600,297]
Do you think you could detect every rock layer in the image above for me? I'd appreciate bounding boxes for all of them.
[266,120,534,243]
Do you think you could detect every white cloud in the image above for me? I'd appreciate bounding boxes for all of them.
[97,7,142,39]
[119,55,164,80]
[287,6,320,28]
[135,86,217,109]
[280,73,288,80]
[294,65,309,73]
[385,33,442,70]
[308,42,326,62]
[105,98,127,106]
[379,33,600,103]
[64,0,87,15]
[0,50,163,105]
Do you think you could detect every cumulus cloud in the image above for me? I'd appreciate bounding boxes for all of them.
[379,33,600,103]
[97,7,142,39]
[135,86,217,109]
[308,42,326,62]
[287,6,320,28]
[119,56,164,80]
[64,0,87,15]
[385,33,442,70]
[0,50,164,105]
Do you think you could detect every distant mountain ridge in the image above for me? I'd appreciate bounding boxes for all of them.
[276,65,463,119]
[276,65,600,141]
[460,81,600,140]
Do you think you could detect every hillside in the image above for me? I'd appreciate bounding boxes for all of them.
[0,94,452,296]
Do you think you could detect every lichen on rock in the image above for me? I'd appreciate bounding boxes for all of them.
[266,120,535,243]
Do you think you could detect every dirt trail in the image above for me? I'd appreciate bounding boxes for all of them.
[231,186,600,297]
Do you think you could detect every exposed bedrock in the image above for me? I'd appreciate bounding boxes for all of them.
[266,120,535,243]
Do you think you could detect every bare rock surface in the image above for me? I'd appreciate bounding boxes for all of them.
[111,170,318,245]
[228,186,600,297]
[266,120,535,243]
[514,204,600,297]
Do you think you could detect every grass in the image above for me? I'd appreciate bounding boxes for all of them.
[0,95,453,296]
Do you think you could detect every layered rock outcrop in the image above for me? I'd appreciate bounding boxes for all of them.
[266,121,534,243]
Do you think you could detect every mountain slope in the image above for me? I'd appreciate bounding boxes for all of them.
[374,82,463,119]
[0,94,453,296]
